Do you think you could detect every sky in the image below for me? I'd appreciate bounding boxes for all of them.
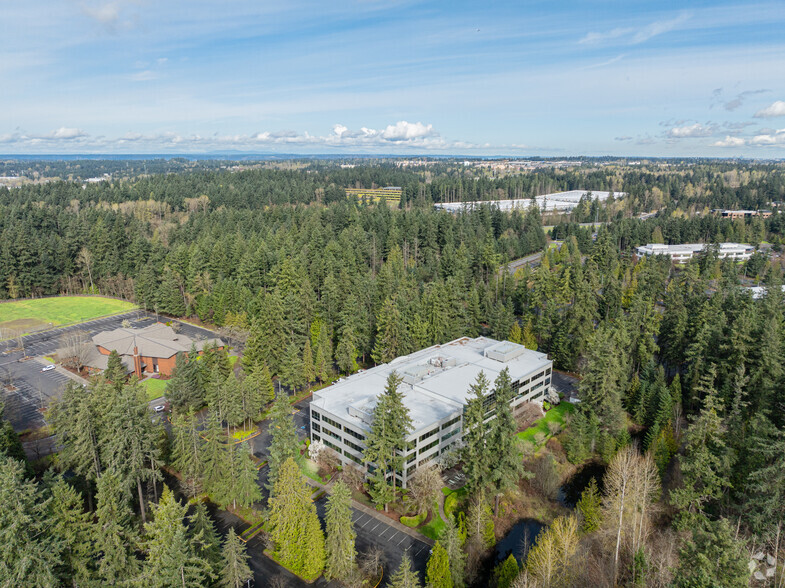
[2,0,785,157]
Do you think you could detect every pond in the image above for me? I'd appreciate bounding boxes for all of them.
[558,461,606,508]
[494,518,546,566]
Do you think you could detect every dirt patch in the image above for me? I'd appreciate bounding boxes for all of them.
[0,318,49,332]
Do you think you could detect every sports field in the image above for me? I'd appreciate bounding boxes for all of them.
[0,296,137,334]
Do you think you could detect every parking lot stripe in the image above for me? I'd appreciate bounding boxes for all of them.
[369,522,380,533]
[397,535,408,546]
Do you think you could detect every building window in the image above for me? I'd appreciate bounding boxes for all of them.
[312,423,321,433]
[323,416,341,429]
[324,439,340,452]
[312,434,321,442]
[343,450,362,464]
[441,428,459,443]
[312,411,321,421]
[419,439,438,455]
[323,428,341,442]
[343,426,366,441]
[345,439,364,453]
[441,416,460,430]
[545,367,552,376]
[419,427,439,443]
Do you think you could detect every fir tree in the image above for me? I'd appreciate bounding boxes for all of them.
[576,477,602,533]
[188,501,223,575]
[363,371,412,511]
[324,480,357,581]
[462,371,490,493]
[388,553,421,588]
[268,458,326,579]
[279,339,304,392]
[425,541,452,588]
[488,368,527,510]
[47,474,97,585]
[170,411,203,496]
[201,413,228,499]
[220,528,252,588]
[372,296,405,364]
[302,338,315,388]
[231,442,262,510]
[267,392,301,494]
[441,516,466,588]
[493,554,519,588]
[94,469,140,585]
[336,323,359,375]
[141,486,213,587]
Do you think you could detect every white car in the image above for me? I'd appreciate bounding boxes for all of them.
[153,405,166,413]
[42,364,56,372]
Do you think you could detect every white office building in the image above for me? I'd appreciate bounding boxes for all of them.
[434,190,625,213]
[636,242,754,262]
[309,337,553,487]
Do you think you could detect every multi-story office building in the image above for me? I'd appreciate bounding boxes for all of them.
[309,337,553,487]
[636,242,754,262]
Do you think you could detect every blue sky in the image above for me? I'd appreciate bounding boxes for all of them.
[2,0,785,156]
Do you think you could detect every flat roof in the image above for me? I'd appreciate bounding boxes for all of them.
[311,337,551,437]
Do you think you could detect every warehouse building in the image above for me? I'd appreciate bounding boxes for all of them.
[309,337,553,487]
[636,242,754,262]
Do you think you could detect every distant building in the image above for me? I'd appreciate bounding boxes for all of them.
[636,242,754,262]
[433,190,625,213]
[86,323,224,378]
[310,337,553,488]
[712,209,772,220]
[345,186,402,206]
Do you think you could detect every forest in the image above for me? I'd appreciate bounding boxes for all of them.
[1,159,785,587]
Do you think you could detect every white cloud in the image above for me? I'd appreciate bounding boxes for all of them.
[713,136,746,147]
[48,127,88,140]
[666,123,714,138]
[580,13,690,45]
[754,100,785,118]
[380,121,436,141]
[750,129,785,145]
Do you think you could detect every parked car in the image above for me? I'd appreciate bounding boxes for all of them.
[153,405,165,413]
[42,364,56,372]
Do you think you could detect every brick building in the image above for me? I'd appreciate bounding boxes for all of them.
[88,323,224,378]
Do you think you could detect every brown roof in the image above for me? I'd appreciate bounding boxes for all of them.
[92,323,223,359]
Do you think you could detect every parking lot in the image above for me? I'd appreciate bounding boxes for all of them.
[0,311,223,432]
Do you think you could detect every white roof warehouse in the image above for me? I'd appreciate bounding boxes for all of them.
[310,337,553,487]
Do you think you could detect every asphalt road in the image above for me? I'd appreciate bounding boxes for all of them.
[0,310,222,432]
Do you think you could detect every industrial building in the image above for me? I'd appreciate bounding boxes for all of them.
[635,242,754,262]
[433,190,625,213]
[309,337,553,487]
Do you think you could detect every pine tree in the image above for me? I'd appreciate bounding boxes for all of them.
[389,553,421,588]
[576,477,602,533]
[425,541,452,588]
[94,469,140,584]
[508,321,522,345]
[220,528,252,588]
[336,323,359,375]
[188,501,223,575]
[166,352,194,411]
[232,442,263,509]
[442,516,466,588]
[0,457,60,586]
[675,517,750,588]
[105,349,127,389]
[372,295,406,364]
[49,381,103,483]
[363,372,412,511]
[324,480,357,581]
[47,474,96,584]
[141,486,213,587]
[170,411,203,496]
[279,339,304,392]
[302,338,315,388]
[488,368,527,510]
[521,318,538,350]
[201,413,228,499]
[268,458,326,579]
[493,554,519,588]
[314,324,334,382]
[462,371,490,493]
[267,392,301,494]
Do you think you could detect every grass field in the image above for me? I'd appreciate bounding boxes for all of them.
[517,402,575,446]
[141,377,167,401]
[0,296,136,334]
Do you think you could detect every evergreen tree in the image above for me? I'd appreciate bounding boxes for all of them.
[675,517,750,588]
[201,413,228,499]
[441,516,466,588]
[279,339,304,392]
[47,474,96,585]
[268,458,326,579]
[363,372,412,510]
[336,323,359,374]
[0,457,60,586]
[94,469,140,585]
[105,349,127,388]
[425,541,452,588]
[488,368,527,510]
[467,489,495,549]
[231,442,263,509]
[220,528,252,588]
[493,554,519,588]
[170,411,203,496]
[389,553,421,588]
[372,295,406,364]
[188,501,223,575]
[267,392,301,494]
[141,486,213,587]
[324,480,357,581]
[314,325,334,383]
[576,477,602,533]
[302,338,315,388]
[50,381,103,483]
[462,371,491,493]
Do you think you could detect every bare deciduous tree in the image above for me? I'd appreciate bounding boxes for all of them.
[58,330,92,371]
[407,464,442,516]
[525,515,579,587]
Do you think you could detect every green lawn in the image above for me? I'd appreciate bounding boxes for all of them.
[442,485,468,517]
[141,378,168,401]
[0,296,136,334]
[297,455,329,484]
[419,506,447,540]
[517,402,575,446]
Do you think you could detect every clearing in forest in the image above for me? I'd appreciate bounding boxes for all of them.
[0,296,137,334]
